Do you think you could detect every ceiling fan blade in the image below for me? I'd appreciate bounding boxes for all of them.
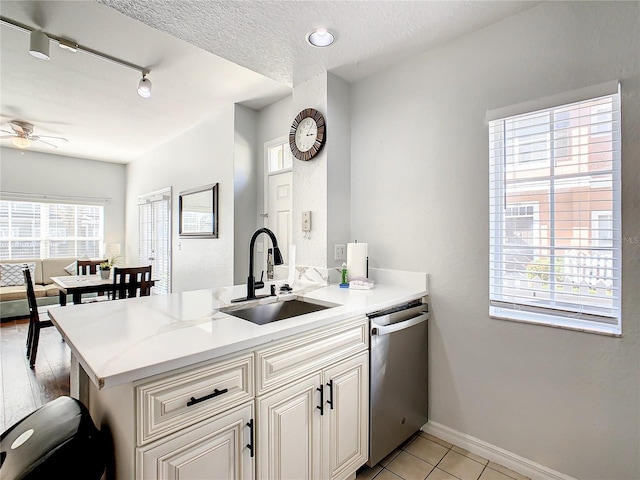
[9,122,26,135]
[32,138,58,148]
[35,134,69,143]
[0,135,18,139]
[1,129,16,135]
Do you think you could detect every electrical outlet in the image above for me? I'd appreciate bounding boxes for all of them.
[302,211,311,232]
[334,244,345,261]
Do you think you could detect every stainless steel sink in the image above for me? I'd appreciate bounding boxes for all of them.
[222,299,334,325]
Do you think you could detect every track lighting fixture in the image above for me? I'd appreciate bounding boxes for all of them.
[29,30,50,60]
[137,73,152,98]
[2,16,153,98]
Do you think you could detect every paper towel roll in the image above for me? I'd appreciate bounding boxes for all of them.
[347,242,368,280]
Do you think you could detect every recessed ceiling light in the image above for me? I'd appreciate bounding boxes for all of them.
[306,29,335,48]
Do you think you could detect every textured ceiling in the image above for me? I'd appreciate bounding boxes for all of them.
[1,0,539,163]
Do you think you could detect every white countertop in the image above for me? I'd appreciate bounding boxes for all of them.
[48,270,428,390]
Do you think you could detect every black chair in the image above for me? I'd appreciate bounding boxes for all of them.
[0,396,106,479]
[112,266,152,299]
[23,265,53,369]
[77,259,106,275]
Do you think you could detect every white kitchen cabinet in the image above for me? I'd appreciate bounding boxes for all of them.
[323,351,369,480]
[137,401,255,480]
[257,350,369,480]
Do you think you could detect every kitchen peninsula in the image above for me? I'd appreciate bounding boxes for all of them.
[49,269,428,479]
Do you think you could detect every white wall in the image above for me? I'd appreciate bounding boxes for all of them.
[349,2,639,479]
[292,73,329,268]
[125,107,235,293]
[234,104,259,284]
[0,147,126,248]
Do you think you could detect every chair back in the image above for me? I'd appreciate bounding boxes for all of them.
[77,260,106,275]
[112,266,152,299]
[22,265,40,322]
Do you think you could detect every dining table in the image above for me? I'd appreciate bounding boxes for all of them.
[50,274,156,305]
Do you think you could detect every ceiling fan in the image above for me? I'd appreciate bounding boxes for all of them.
[0,120,69,149]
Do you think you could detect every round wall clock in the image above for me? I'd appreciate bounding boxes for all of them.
[289,108,326,161]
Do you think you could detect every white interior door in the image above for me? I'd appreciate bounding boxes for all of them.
[267,171,292,265]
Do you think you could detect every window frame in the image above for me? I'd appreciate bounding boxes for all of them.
[0,198,105,260]
[487,82,622,336]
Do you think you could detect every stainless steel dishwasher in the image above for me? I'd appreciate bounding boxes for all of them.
[367,300,429,467]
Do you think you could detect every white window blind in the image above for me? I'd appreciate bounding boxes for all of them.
[0,200,104,259]
[139,189,171,294]
[488,85,621,335]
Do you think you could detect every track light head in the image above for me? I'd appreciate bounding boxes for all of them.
[29,30,50,60]
[138,74,152,98]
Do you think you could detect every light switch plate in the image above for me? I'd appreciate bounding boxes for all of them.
[302,211,311,231]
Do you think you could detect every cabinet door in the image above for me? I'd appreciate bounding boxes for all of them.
[323,351,369,480]
[137,402,254,480]
[257,373,323,480]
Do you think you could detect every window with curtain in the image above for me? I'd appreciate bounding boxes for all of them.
[488,83,621,335]
[0,200,104,259]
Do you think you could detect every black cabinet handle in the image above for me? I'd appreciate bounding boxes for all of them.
[317,385,324,415]
[186,388,228,407]
[326,379,334,410]
[246,419,254,457]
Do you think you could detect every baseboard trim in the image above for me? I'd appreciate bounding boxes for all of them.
[422,421,577,480]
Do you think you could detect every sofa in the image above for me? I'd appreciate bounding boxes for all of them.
[0,257,77,320]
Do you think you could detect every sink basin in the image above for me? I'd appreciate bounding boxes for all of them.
[222,299,334,325]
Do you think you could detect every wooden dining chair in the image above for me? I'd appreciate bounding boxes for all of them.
[112,266,152,299]
[23,265,54,368]
[77,259,107,275]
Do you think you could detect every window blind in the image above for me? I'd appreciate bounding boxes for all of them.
[488,86,621,334]
[0,200,104,259]
[138,189,171,294]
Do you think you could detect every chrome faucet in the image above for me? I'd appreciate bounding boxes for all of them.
[232,228,284,302]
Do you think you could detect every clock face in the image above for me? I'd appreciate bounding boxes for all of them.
[295,117,317,152]
[289,108,326,161]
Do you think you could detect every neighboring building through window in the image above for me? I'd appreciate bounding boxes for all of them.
[0,200,104,259]
[488,83,621,335]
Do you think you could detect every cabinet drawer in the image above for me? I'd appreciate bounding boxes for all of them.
[256,316,368,395]
[136,352,253,446]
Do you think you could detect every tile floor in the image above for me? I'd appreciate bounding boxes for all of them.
[356,431,530,480]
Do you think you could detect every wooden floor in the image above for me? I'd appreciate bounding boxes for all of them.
[0,317,70,432]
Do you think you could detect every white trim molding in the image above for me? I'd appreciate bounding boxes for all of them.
[422,421,577,480]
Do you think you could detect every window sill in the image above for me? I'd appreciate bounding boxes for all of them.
[489,306,621,337]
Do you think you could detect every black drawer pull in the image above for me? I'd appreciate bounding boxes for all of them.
[186,388,228,407]
[326,379,334,409]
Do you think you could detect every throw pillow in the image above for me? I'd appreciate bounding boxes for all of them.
[0,262,37,287]
[64,261,77,275]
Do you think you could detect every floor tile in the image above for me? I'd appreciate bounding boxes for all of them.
[357,464,383,480]
[437,450,485,480]
[479,467,515,480]
[487,462,530,480]
[452,445,489,465]
[404,436,449,465]
[375,469,404,480]
[426,468,459,480]
[386,451,435,480]
[420,432,453,449]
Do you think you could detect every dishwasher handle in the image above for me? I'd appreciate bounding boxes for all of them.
[371,312,429,336]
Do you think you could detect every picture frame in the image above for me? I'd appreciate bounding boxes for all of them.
[178,183,218,238]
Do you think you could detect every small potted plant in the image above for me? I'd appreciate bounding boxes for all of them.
[99,255,121,280]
